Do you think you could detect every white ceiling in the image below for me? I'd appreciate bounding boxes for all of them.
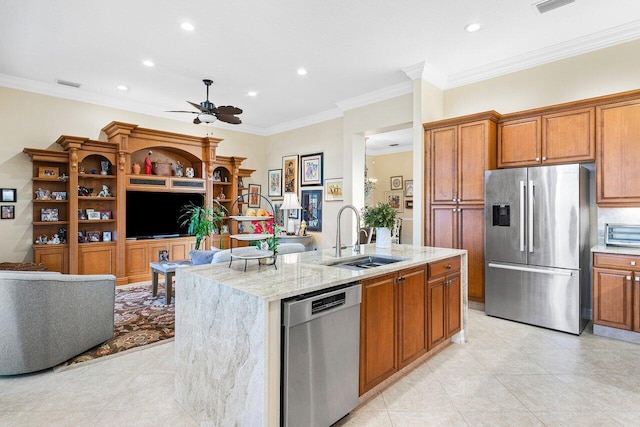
[1,1,640,136]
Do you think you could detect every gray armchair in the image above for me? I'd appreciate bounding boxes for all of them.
[0,271,115,375]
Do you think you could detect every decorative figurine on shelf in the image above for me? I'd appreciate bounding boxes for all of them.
[238,178,244,187]
[132,162,141,174]
[100,161,110,175]
[144,151,153,175]
[48,234,61,244]
[78,186,93,197]
[35,234,48,244]
[299,219,308,236]
[57,227,67,243]
[185,167,195,178]
[175,161,184,177]
[217,189,226,200]
[78,165,85,174]
[58,173,68,182]
[36,188,50,200]
[97,185,111,197]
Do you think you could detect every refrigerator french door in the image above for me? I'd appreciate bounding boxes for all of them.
[484,164,590,334]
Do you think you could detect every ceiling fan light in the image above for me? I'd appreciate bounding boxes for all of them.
[198,113,217,123]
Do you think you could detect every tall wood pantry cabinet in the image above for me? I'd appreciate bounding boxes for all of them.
[424,111,499,302]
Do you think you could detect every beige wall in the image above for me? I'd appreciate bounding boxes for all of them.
[0,86,267,262]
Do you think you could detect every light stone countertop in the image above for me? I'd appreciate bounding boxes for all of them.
[591,244,640,256]
[181,243,466,302]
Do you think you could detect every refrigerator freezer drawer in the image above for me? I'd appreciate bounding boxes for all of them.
[485,262,583,334]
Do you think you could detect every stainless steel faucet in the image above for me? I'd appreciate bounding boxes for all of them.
[335,205,361,257]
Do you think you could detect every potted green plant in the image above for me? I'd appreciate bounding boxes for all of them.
[179,200,227,250]
[362,202,396,248]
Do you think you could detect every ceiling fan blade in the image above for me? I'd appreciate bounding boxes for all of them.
[187,101,207,112]
[217,105,243,115]
[166,110,199,114]
[216,114,242,125]
[193,117,201,124]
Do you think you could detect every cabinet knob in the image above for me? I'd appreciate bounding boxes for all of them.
[635,276,640,282]
[631,261,636,266]
[457,198,461,202]
[627,275,632,281]
[542,157,547,161]
[536,157,540,162]
[446,264,452,269]
[452,208,456,212]
[452,198,456,202]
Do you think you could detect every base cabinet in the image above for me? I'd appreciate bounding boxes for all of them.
[593,252,640,332]
[359,257,461,396]
[79,243,116,275]
[125,237,196,283]
[34,245,68,274]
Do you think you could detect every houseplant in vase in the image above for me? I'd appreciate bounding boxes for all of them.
[179,200,227,264]
[362,202,396,249]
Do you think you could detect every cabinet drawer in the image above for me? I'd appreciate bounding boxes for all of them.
[593,252,640,270]
[428,256,461,278]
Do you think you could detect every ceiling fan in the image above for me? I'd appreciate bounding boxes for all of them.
[168,79,243,125]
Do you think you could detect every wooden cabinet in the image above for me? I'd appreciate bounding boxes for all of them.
[498,108,594,168]
[596,99,640,206]
[34,245,68,274]
[79,243,116,275]
[398,266,428,368]
[593,252,640,332]
[427,257,461,349]
[424,112,498,303]
[125,237,196,283]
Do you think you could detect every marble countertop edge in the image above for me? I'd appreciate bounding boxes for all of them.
[591,244,640,256]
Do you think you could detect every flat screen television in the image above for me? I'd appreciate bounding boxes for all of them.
[126,191,205,239]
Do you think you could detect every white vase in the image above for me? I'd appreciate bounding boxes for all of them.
[375,227,391,248]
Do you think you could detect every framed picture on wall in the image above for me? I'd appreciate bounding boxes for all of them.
[268,169,282,197]
[282,155,299,194]
[385,190,404,213]
[405,180,413,197]
[1,205,15,219]
[324,178,343,201]
[273,201,284,226]
[300,152,323,186]
[248,184,261,208]
[390,176,403,190]
[1,188,17,202]
[301,189,323,231]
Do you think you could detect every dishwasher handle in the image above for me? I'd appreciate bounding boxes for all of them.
[283,283,362,327]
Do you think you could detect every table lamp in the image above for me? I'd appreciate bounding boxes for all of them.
[280,192,302,234]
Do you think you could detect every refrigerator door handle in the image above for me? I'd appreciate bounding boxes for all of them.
[528,180,534,253]
[488,262,573,276]
[519,181,526,252]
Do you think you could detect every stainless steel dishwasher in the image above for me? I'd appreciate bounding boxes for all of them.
[281,283,362,427]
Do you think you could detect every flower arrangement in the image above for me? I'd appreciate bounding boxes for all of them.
[251,218,281,254]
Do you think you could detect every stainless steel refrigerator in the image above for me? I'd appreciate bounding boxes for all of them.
[484,163,590,335]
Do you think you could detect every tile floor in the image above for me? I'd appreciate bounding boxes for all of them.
[2,309,640,426]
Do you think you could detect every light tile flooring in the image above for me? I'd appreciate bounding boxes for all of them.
[2,309,640,426]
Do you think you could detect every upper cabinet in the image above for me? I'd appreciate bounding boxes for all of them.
[596,98,640,206]
[498,107,595,168]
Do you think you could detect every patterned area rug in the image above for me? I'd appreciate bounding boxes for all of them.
[54,282,174,371]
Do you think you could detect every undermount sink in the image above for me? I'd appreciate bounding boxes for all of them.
[326,255,408,271]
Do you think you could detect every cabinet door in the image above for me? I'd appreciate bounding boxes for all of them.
[596,100,640,206]
[427,276,446,350]
[430,126,457,203]
[398,266,427,368]
[498,117,541,168]
[458,121,489,203]
[79,244,115,275]
[446,273,462,337]
[34,246,68,274]
[360,273,397,395]
[542,108,594,164]
[458,206,485,302]
[430,206,457,248]
[593,267,633,330]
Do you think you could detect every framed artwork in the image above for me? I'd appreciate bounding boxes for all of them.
[1,188,17,202]
[102,231,112,242]
[41,208,59,222]
[273,202,284,226]
[87,231,101,242]
[404,180,414,197]
[405,200,414,209]
[100,211,112,220]
[324,178,343,201]
[87,211,101,220]
[301,189,323,232]
[248,184,261,208]
[1,205,15,219]
[385,190,404,213]
[158,249,169,262]
[282,155,299,194]
[390,176,403,190]
[268,169,283,197]
[51,191,67,200]
[38,167,59,178]
[300,152,324,186]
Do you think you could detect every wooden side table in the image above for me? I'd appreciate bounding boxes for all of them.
[149,260,192,304]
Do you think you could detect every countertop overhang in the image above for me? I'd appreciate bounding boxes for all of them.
[178,243,467,301]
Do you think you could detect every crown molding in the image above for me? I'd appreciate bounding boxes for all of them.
[402,62,425,80]
[446,20,640,88]
[335,81,413,112]
[264,108,343,136]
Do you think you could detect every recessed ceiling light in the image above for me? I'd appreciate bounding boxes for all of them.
[143,60,155,67]
[464,23,481,32]
[247,91,257,97]
[117,85,129,91]
[297,68,307,76]
[181,22,195,31]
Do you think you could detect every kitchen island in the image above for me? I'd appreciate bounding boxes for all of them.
[174,243,467,426]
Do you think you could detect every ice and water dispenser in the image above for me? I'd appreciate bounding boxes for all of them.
[492,204,510,226]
